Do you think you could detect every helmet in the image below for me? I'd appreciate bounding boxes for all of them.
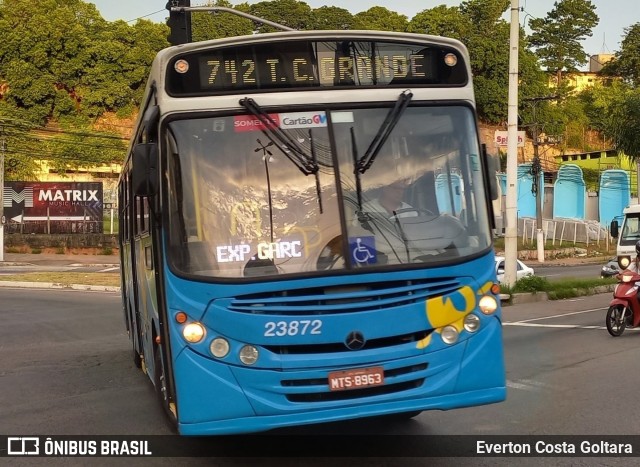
[635,240,640,256]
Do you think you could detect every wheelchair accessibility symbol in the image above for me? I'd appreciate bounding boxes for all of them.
[349,236,377,265]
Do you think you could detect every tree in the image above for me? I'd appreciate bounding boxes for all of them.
[615,91,640,160]
[191,0,253,41]
[0,0,160,171]
[602,23,640,88]
[406,5,468,38]
[249,0,313,33]
[310,6,354,30]
[352,7,408,32]
[528,0,599,87]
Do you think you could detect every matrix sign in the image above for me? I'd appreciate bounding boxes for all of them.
[3,181,103,233]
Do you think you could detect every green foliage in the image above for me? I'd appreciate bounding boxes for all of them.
[603,23,640,87]
[191,0,253,41]
[528,0,599,85]
[579,81,640,161]
[0,0,166,171]
[512,275,550,293]
[407,5,467,38]
[310,6,354,30]
[249,0,313,33]
[99,247,114,256]
[615,90,640,160]
[504,275,616,300]
[0,0,624,171]
[352,7,408,32]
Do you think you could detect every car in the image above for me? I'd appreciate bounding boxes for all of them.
[494,256,535,283]
[601,257,620,278]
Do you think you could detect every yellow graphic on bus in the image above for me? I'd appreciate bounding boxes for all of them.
[416,281,495,349]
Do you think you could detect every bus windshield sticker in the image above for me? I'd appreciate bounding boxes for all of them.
[349,236,377,265]
[279,112,327,129]
[234,114,281,132]
[216,241,303,263]
[212,119,226,131]
[331,111,354,123]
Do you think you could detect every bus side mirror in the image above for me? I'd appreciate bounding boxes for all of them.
[610,220,619,239]
[132,143,159,197]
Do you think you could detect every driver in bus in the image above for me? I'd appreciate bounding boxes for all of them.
[366,176,416,219]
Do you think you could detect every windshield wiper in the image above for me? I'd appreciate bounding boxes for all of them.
[239,97,318,175]
[240,97,324,213]
[354,89,413,175]
[352,90,413,219]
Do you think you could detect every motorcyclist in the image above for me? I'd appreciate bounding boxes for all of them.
[616,240,640,282]
[621,240,640,274]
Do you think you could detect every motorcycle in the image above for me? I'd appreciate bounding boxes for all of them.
[606,270,640,336]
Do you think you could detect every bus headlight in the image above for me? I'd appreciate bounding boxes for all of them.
[479,295,498,315]
[239,345,259,365]
[210,337,230,358]
[464,314,481,333]
[441,326,459,345]
[619,256,631,269]
[182,322,205,343]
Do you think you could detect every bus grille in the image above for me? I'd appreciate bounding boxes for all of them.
[282,363,428,403]
[228,278,460,315]
[264,330,432,354]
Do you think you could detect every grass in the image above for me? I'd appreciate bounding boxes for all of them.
[493,237,616,256]
[500,274,617,300]
[0,272,121,287]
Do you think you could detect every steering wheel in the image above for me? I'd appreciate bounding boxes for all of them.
[391,207,437,219]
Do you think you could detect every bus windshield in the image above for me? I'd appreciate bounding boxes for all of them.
[165,105,491,279]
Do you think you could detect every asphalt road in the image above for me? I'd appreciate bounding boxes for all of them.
[1,288,636,466]
[534,262,607,280]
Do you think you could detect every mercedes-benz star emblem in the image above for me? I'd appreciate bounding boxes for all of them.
[345,331,366,350]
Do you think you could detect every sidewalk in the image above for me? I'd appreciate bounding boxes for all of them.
[0,252,119,267]
[0,252,120,292]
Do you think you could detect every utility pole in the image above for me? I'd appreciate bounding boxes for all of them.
[523,95,558,264]
[504,0,520,287]
[531,126,544,263]
[0,123,5,262]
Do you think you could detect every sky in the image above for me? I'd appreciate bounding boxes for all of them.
[89,0,636,56]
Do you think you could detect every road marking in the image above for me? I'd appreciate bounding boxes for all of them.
[506,379,551,391]
[504,322,640,331]
[506,307,606,323]
[98,267,119,272]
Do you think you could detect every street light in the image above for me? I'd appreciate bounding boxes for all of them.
[255,139,275,242]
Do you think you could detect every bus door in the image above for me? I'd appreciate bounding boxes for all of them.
[133,196,158,373]
[120,171,144,367]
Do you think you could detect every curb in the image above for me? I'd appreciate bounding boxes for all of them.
[501,284,616,306]
[0,281,120,293]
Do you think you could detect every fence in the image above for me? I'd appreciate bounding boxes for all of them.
[519,217,613,249]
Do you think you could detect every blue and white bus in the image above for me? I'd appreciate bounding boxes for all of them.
[118,29,505,435]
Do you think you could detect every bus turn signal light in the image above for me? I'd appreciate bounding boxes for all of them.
[175,312,188,324]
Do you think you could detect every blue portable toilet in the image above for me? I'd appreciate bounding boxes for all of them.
[599,169,630,227]
[435,173,462,215]
[553,164,586,219]
[517,163,543,218]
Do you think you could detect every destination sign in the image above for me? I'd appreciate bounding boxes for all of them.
[166,39,467,95]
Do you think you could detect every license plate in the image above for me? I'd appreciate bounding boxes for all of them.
[328,366,384,391]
